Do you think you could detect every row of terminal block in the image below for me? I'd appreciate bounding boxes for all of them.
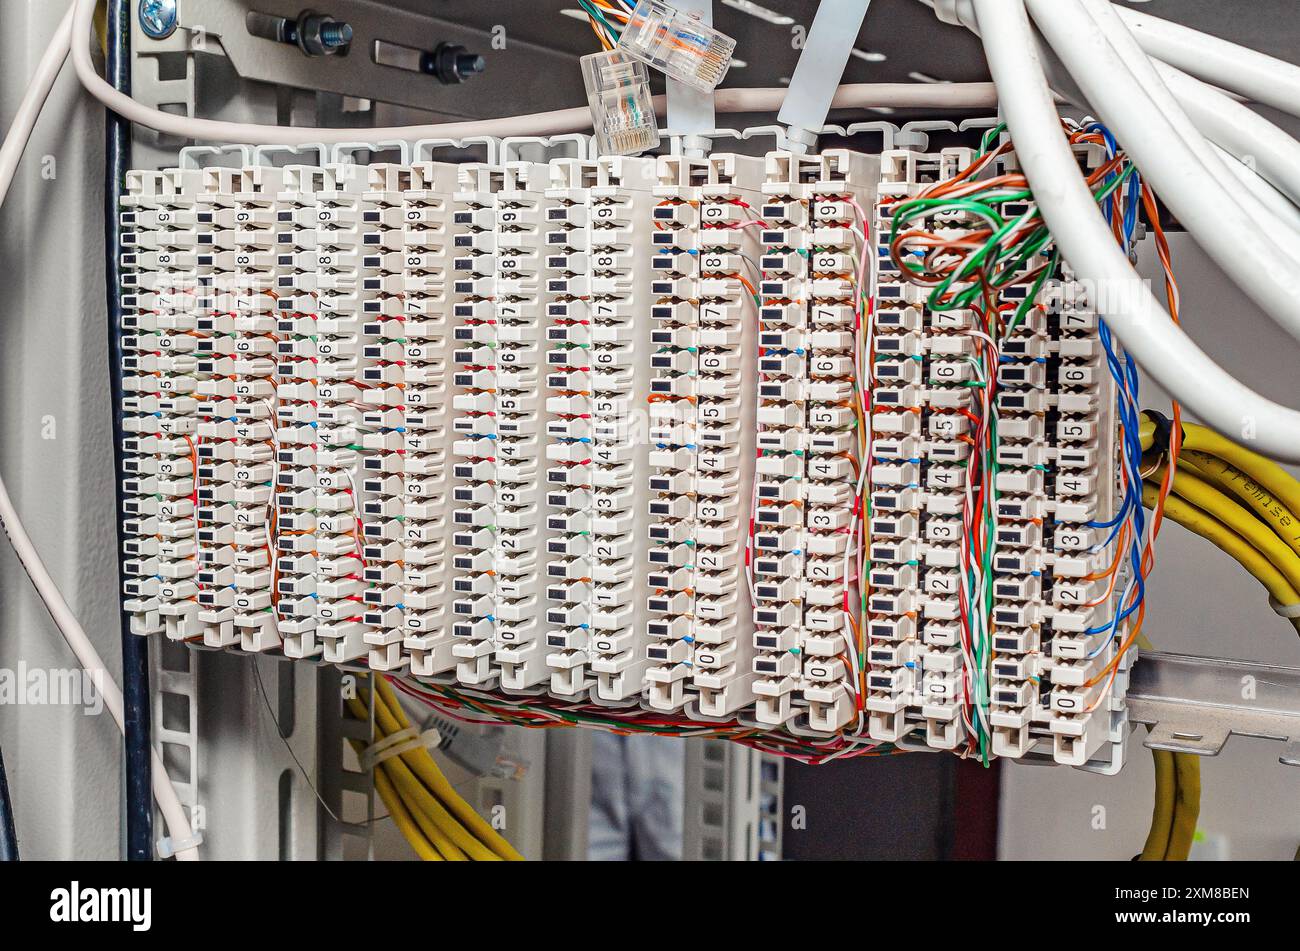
[541,157,658,703]
[446,161,553,690]
[119,168,205,643]
[284,160,385,665]
[751,149,876,736]
[866,142,1129,770]
[867,146,993,754]
[397,161,460,678]
[643,153,762,719]
[117,133,1131,767]
[181,164,287,654]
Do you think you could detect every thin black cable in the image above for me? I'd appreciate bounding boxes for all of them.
[105,0,152,861]
[0,746,18,861]
[250,660,390,827]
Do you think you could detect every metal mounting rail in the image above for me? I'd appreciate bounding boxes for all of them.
[1127,651,1300,766]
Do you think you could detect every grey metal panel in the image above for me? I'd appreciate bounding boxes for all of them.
[161,649,323,859]
[139,0,585,115]
[0,0,120,860]
[1127,651,1300,766]
[0,0,1289,857]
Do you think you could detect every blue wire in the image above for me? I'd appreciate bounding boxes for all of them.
[1079,122,1148,645]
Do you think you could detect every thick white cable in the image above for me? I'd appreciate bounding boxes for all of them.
[1116,6,1300,120]
[969,0,1300,462]
[929,0,1300,117]
[1212,143,1300,234]
[1155,62,1300,213]
[921,1,1300,249]
[0,6,199,860]
[0,487,199,861]
[1024,0,1300,346]
[1073,0,1300,257]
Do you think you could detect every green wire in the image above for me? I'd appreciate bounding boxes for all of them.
[577,0,620,41]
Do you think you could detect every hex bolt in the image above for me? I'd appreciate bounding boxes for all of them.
[420,43,487,84]
[292,10,354,56]
[318,20,354,50]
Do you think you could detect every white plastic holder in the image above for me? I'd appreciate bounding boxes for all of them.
[358,724,443,772]
[329,140,413,166]
[252,143,327,168]
[844,120,900,152]
[664,126,743,155]
[776,0,875,153]
[896,120,959,153]
[178,144,254,169]
[413,136,501,165]
[501,133,593,163]
[157,832,204,859]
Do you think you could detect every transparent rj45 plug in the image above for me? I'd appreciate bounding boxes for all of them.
[581,50,661,156]
[618,0,735,92]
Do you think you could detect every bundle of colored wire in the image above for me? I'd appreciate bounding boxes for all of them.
[883,120,1164,762]
[577,0,634,50]
[389,675,899,766]
[344,675,525,861]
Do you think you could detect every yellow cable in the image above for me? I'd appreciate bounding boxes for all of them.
[345,694,491,861]
[347,730,466,860]
[93,0,108,56]
[344,734,448,861]
[1175,421,1300,520]
[1139,749,1176,861]
[379,757,470,861]
[372,762,442,861]
[358,694,500,861]
[1150,463,1300,595]
[374,678,525,861]
[1138,418,1156,450]
[1182,450,1300,557]
[1165,753,1202,861]
[1141,484,1300,608]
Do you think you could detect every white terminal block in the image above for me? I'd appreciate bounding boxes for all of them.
[121,166,205,642]
[543,155,660,704]
[402,158,461,678]
[871,139,1125,771]
[753,148,877,734]
[644,151,763,721]
[118,130,1129,771]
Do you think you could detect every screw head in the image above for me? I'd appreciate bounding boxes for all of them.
[139,0,179,40]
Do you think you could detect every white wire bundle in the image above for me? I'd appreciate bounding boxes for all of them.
[920,0,1300,464]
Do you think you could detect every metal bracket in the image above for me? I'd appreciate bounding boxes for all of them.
[133,0,583,116]
[682,741,784,860]
[1126,651,1300,767]
[151,639,200,855]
